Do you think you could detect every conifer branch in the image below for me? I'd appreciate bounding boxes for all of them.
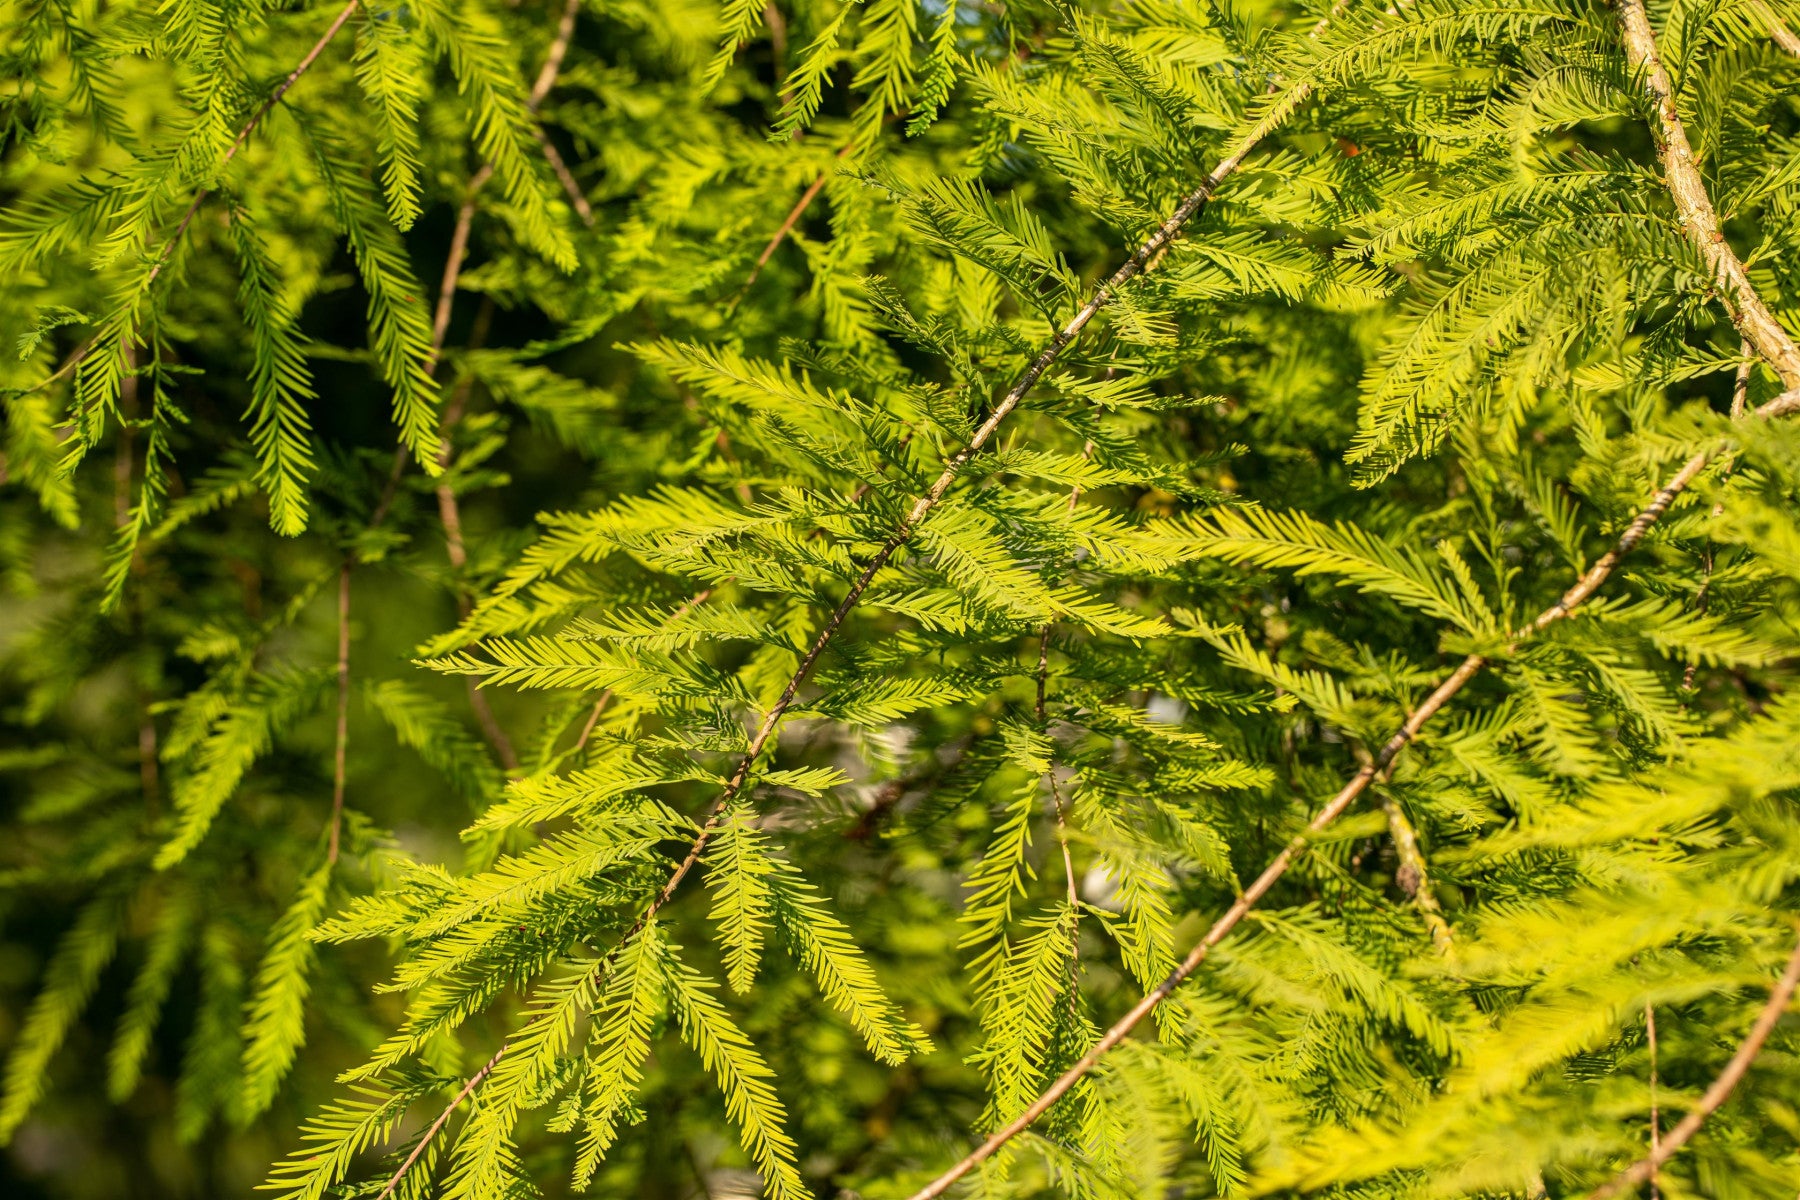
[1583,932,1800,1200]
[19,0,1800,1185]
[901,650,1487,1200]
[21,1,360,395]
[373,16,1301,1184]
[151,1,363,293]
[901,386,1794,1200]
[1618,0,1800,389]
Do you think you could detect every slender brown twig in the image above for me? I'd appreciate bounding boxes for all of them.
[1382,796,1455,957]
[734,142,856,299]
[1646,1002,1661,1200]
[1035,627,1082,1008]
[407,0,587,775]
[534,128,594,223]
[372,1048,503,1199]
[151,1,363,293]
[1583,934,1800,1200]
[327,561,352,864]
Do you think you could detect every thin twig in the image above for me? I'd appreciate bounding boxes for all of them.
[1036,626,1082,1006]
[534,127,595,224]
[373,1049,503,1199]
[764,1,788,84]
[1583,933,1800,1200]
[327,560,352,865]
[151,1,363,293]
[1646,1002,1661,1200]
[1381,796,1455,958]
[736,143,856,298]
[526,0,581,108]
[1732,340,1754,420]
[412,0,587,775]
[1044,443,1092,937]
[424,0,583,362]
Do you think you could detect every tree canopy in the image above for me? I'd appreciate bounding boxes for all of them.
[4,1,1800,1198]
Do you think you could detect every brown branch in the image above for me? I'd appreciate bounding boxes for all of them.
[1583,933,1800,1200]
[527,0,580,108]
[526,0,590,220]
[410,0,587,775]
[150,1,362,293]
[1619,0,1800,389]
[424,0,585,360]
[764,2,789,84]
[534,127,594,224]
[1731,339,1754,419]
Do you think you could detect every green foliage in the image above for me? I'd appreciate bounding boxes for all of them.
[6,1,1800,1198]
